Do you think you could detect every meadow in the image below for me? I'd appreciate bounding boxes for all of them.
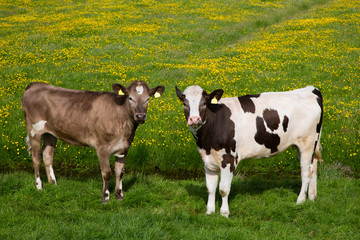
[0,0,359,238]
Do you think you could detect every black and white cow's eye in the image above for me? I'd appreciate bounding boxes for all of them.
[129,97,135,102]
[145,97,150,103]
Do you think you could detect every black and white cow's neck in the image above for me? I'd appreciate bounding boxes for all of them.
[193,103,236,154]
[193,103,238,172]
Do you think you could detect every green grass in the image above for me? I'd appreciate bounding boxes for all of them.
[0,169,359,239]
[0,0,360,237]
[1,0,359,176]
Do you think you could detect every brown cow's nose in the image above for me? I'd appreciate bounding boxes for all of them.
[135,113,147,123]
[188,116,201,125]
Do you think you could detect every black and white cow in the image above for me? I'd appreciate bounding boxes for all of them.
[176,85,323,217]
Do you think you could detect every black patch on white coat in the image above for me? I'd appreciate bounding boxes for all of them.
[263,109,280,131]
[312,88,323,133]
[195,104,236,155]
[221,154,238,172]
[254,116,280,153]
[282,115,289,132]
[238,94,260,113]
[194,104,238,172]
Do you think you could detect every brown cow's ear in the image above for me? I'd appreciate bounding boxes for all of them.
[113,83,128,105]
[207,89,224,104]
[175,86,185,101]
[150,85,165,98]
[112,83,128,96]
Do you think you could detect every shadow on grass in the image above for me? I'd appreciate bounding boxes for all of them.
[184,175,302,204]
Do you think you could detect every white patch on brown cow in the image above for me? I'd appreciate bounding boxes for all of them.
[49,165,57,184]
[104,190,110,201]
[111,139,129,157]
[114,153,125,158]
[35,177,42,190]
[30,120,47,137]
[136,86,144,95]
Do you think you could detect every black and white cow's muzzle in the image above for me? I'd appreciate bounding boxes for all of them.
[188,116,206,131]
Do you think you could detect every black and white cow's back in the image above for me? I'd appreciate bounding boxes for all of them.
[176,85,323,217]
[222,86,322,159]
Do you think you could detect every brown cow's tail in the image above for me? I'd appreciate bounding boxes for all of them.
[26,135,32,156]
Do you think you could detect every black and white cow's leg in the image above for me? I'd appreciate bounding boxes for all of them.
[308,158,318,201]
[308,142,321,201]
[29,135,43,190]
[296,142,315,204]
[97,149,111,203]
[219,164,233,218]
[42,133,58,185]
[114,156,126,200]
[204,166,219,215]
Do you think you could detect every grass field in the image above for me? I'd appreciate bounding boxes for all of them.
[1,169,359,239]
[0,0,360,238]
[0,0,359,176]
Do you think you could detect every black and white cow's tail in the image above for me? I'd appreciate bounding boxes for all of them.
[312,86,323,164]
[308,87,323,201]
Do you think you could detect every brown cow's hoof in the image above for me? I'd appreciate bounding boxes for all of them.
[115,189,124,200]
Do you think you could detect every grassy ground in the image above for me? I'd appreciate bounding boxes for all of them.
[0,167,359,239]
[0,0,359,238]
[1,0,359,176]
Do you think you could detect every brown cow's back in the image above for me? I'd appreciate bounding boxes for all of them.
[22,82,134,147]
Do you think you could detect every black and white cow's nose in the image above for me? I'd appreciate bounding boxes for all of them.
[135,113,147,123]
[188,116,201,125]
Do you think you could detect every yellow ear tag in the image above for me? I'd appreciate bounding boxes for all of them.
[211,98,218,104]
[118,89,125,95]
[154,92,161,98]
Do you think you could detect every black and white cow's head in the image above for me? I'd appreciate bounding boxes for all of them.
[113,81,165,124]
[175,85,223,131]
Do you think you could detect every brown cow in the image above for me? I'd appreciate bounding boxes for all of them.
[22,81,165,202]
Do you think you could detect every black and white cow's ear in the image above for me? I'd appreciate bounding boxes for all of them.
[208,89,224,104]
[175,86,186,102]
[150,85,165,98]
[112,83,129,96]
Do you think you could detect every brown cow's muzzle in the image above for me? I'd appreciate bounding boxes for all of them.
[135,113,147,124]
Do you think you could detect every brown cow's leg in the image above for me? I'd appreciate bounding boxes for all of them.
[42,133,58,184]
[30,135,43,190]
[97,149,111,203]
[115,156,126,200]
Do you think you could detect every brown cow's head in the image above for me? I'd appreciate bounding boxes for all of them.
[175,85,223,131]
[113,81,165,124]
